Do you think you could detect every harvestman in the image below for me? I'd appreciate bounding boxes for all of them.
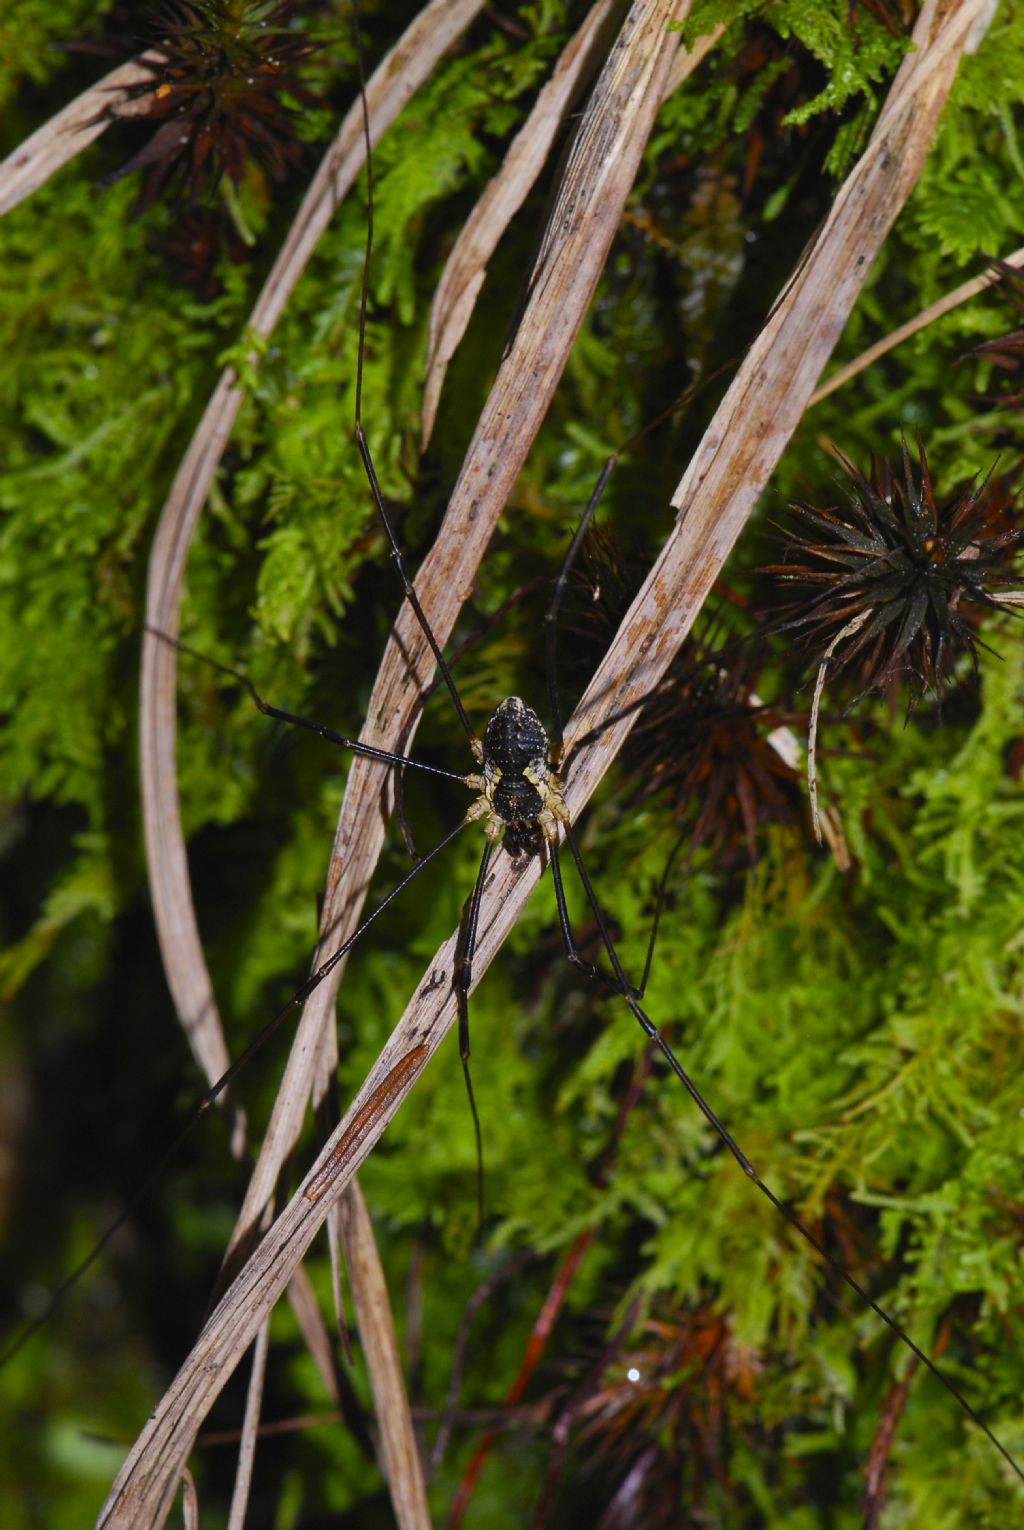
[5,12,1023,1508]
[136,321,1024,1486]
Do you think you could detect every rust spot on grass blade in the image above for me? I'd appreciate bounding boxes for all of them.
[304,1046,430,1203]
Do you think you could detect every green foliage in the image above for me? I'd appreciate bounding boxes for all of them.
[2,3,1024,1529]
[683,0,906,122]
[894,2,1024,268]
[0,0,114,117]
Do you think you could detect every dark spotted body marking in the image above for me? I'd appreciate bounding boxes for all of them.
[464,697,570,859]
[456,695,573,1214]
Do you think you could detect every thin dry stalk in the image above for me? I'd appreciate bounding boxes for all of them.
[139,5,487,1525]
[421,4,724,446]
[810,241,1024,407]
[807,612,872,843]
[285,1264,353,1418]
[663,16,722,93]
[420,0,619,447]
[337,1183,431,1529]
[180,1469,199,1530]
[226,1320,270,1530]
[556,0,987,781]
[0,53,161,217]
[312,1039,357,1370]
[214,0,687,1333]
[97,4,980,1525]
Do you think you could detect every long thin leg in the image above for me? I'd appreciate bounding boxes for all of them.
[0,813,472,1366]
[147,626,468,786]
[547,838,597,981]
[551,824,694,1008]
[539,458,680,770]
[551,825,1024,1485]
[454,837,495,1225]
[541,366,730,758]
[635,831,692,1001]
[350,20,491,1212]
[548,838,753,1173]
[350,21,479,757]
[543,455,619,758]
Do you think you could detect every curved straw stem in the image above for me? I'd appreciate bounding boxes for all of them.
[138,9,489,1526]
[140,0,487,1158]
[0,52,162,216]
[125,3,687,1526]
[214,0,688,1309]
[99,5,991,1525]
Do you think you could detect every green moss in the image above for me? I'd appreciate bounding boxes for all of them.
[2,3,1023,1527]
[0,0,115,119]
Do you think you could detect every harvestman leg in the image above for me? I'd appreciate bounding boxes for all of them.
[453,837,496,1222]
[351,389,517,1216]
[349,274,494,1217]
[338,29,1019,1478]
[145,628,471,790]
[536,482,1024,1481]
[0,805,473,1367]
[538,472,761,1170]
[348,24,482,762]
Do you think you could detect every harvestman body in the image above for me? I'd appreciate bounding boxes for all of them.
[466,697,569,857]
[448,695,575,1179]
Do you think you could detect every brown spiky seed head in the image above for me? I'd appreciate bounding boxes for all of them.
[627,636,800,864]
[109,1,319,203]
[764,435,1024,705]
